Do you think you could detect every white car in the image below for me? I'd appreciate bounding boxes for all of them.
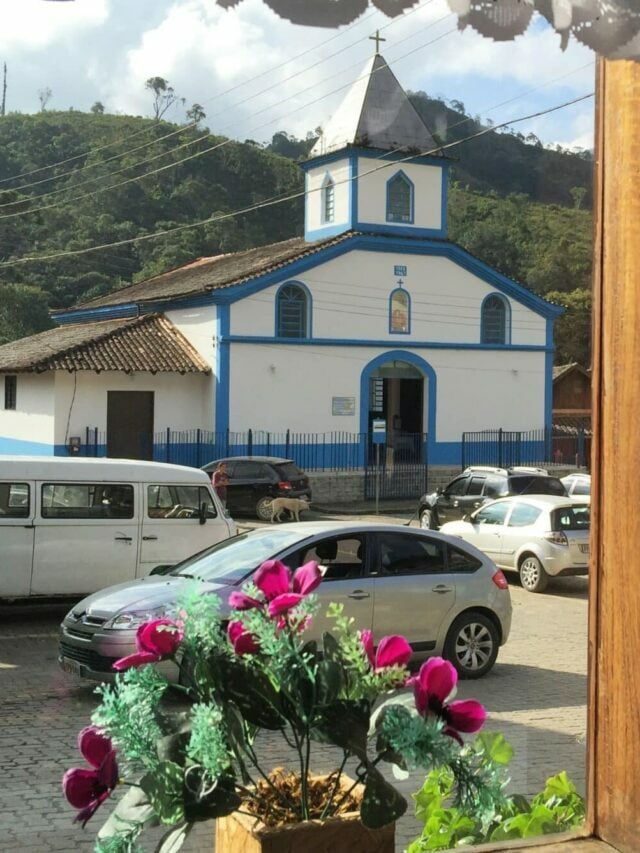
[561,473,591,503]
[440,495,590,593]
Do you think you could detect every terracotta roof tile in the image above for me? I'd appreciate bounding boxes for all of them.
[0,314,210,374]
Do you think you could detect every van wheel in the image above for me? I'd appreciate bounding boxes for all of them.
[519,555,548,593]
[255,497,273,521]
[444,612,499,679]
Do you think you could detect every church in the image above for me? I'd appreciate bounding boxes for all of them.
[0,52,561,465]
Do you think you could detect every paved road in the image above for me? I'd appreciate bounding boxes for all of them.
[0,513,587,852]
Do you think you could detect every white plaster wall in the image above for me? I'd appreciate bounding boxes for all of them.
[53,372,213,445]
[0,373,55,443]
[305,161,350,232]
[228,343,545,438]
[165,305,216,423]
[357,158,443,231]
[230,250,547,346]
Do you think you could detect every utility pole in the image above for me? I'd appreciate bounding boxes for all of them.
[1,63,6,117]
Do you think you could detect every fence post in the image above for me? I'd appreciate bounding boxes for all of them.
[498,428,503,468]
[166,427,171,463]
[266,432,270,456]
[196,428,201,468]
[225,428,230,456]
[578,427,585,468]
[285,429,290,456]
[461,433,466,470]
[248,428,253,457]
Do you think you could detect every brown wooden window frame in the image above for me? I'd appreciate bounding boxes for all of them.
[4,375,16,410]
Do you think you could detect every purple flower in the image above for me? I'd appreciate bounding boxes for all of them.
[229,560,322,618]
[227,620,260,655]
[360,630,412,671]
[113,619,183,671]
[62,727,118,826]
[411,657,486,744]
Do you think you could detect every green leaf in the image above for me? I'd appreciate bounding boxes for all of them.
[183,772,241,821]
[140,761,185,825]
[215,658,284,729]
[475,732,514,766]
[315,659,344,708]
[314,699,370,760]
[542,770,577,801]
[153,823,192,853]
[361,766,408,829]
[96,785,156,841]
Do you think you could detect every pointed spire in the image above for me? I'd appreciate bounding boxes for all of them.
[310,54,440,157]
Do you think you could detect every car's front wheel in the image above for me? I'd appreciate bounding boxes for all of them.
[255,496,273,521]
[419,507,436,529]
[444,611,499,679]
[519,554,548,593]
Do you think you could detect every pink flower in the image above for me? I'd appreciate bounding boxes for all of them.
[229,560,322,618]
[62,727,118,826]
[360,630,412,671]
[227,620,260,655]
[411,657,486,744]
[113,619,183,671]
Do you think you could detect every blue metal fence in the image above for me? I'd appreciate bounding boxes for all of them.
[461,427,590,469]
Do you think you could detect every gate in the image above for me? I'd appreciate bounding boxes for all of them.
[364,433,428,500]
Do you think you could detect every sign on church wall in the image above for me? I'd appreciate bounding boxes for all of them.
[332,396,356,416]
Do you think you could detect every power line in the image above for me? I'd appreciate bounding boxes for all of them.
[0,90,594,270]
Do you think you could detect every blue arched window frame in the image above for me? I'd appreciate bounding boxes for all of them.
[389,287,411,335]
[480,293,511,345]
[386,170,414,224]
[275,281,312,339]
[321,173,335,224]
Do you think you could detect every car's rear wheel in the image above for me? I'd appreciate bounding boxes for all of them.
[519,554,548,593]
[419,508,436,529]
[444,611,499,679]
[255,496,273,521]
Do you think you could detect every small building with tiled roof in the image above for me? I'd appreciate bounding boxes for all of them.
[0,53,562,464]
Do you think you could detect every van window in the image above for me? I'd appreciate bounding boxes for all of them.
[41,484,134,519]
[147,485,217,519]
[0,483,30,518]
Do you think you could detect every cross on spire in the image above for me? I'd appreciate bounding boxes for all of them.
[369,29,386,54]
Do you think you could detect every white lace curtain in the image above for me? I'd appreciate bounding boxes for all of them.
[215,0,640,58]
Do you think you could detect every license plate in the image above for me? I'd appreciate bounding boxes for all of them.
[579,544,590,554]
[60,657,83,676]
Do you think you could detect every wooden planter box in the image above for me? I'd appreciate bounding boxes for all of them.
[215,777,395,853]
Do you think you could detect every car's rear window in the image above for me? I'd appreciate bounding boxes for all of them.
[509,476,566,496]
[275,462,304,480]
[552,505,590,531]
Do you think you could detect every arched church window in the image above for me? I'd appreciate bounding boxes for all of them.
[389,288,411,334]
[276,283,311,338]
[481,294,510,344]
[322,175,335,223]
[386,172,413,224]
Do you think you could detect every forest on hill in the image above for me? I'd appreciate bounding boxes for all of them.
[0,96,592,365]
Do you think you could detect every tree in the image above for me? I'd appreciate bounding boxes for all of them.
[546,288,592,367]
[0,283,52,345]
[90,101,105,115]
[37,87,53,111]
[145,77,184,120]
[186,102,206,126]
[570,186,587,210]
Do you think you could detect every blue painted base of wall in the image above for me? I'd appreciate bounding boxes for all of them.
[0,436,56,455]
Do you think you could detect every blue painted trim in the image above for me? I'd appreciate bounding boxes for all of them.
[301,146,449,171]
[215,305,230,436]
[359,350,438,462]
[354,222,447,239]
[480,293,511,345]
[274,281,312,339]
[388,288,411,335]
[225,335,551,352]
[305,222,350,241]
[545,319,554,432]
[385,170,415,225]
[321,172,335,225]
[0,435,55,455]
[52,304,139,324]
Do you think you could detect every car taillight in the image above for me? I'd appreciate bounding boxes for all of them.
[544,531,568,546]
[491,570,509,590]
[278,481,293,490]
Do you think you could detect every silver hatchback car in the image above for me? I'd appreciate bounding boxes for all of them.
[59,522,511,682]
[440,496,590,593]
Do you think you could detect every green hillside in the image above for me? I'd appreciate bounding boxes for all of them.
[0,106,592,364]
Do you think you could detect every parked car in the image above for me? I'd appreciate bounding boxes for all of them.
[440,495,590,593]
[59,521,512,683]
[202,456,311,520]
[561,472,591,503]
[417,466,567,530]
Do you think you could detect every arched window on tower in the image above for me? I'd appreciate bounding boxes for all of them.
[389,288,411,334]
[322,175,335,223]
[386,171,413,224]
[481,294,510,344]
[276,283,311,338]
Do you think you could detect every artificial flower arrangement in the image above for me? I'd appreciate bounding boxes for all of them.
[61,559,525,852]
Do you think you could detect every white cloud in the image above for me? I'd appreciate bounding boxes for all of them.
[0,0,109,53]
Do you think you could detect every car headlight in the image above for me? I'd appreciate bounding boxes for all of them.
[106,605,172,630]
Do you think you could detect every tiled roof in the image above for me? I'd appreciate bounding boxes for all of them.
[0,314,210,374]
[553,362,590,381]
[553,415,592,436]
[69,233,355,311]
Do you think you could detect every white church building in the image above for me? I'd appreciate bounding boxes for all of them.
[0,53,561,466]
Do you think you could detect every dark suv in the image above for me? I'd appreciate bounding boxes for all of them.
[202,456,311,520]
[417,466,567,529]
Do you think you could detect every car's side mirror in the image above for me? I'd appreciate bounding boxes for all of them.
[436,487,444,495]
[199,501,208,525]
[462,513,470,522]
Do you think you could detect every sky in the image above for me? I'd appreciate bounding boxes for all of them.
[0,0,596,151]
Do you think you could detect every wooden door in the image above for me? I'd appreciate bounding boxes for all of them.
[106,391,154,460]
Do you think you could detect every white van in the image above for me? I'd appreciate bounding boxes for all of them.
[0,456,236,599]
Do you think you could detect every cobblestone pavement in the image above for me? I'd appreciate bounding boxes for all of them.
[0,511,587,852]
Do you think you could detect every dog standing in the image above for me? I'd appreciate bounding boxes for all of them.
[269,496,310,523]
